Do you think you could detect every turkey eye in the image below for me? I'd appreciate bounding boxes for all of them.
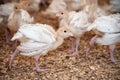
[61,12,64,15]
[64,30,67,33]
[28,4,31,6]
[15,7,18,9]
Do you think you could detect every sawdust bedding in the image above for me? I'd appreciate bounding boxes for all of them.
[0,11,120,80]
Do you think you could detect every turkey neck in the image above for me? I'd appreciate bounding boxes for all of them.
[51,33,64,50]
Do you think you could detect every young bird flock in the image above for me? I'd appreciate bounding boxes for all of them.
[0,0,119,72]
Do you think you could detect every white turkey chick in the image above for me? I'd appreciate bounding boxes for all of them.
[18,0,41,17]
[42,0,67,18]
[7,3,34,44]
[8,24,73,72]
[56,4,106,57]
[64,0,84,11]
[86,14,120,62]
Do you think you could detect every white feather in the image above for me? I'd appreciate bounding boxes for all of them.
[18,40,51,56]
[11,31,23,41]
[18,24,56,43]
[68,10,90,35]
[88,14,120,46]
[88,14,120,33]
[0,2,14,16]
[12,23,56,56]
[20,9,34,24]
[96,33,120,45]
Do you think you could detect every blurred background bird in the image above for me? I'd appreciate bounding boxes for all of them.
[16,0,41,17]
[109,0,120,13]
[7,2,34,45]
[64,0,82,11]
[42,0,67,18]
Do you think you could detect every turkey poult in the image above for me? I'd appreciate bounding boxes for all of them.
[7,3,34,44]
[64,0,82,11]
[42,0,67,18]
[56,9,91,57]
[0,0,39,24]
[86,14,120,62]
[8,24,73,72]
[56,4,105,57]
[19,0,41,15]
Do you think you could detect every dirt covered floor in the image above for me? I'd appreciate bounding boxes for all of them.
[0,11,120,80]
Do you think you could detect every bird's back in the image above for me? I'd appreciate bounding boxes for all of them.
[94,14,120,33]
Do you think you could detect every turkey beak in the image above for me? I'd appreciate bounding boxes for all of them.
[56,13,60,17]
[69,33,73,37]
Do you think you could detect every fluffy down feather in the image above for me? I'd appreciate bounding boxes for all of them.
[87,14,120,33]
[0,2,15,16]
[87,14,120,45]
[68,11,90,36]
[8,9,34,31]
[96,33,120,45]
[11,24,56,56]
